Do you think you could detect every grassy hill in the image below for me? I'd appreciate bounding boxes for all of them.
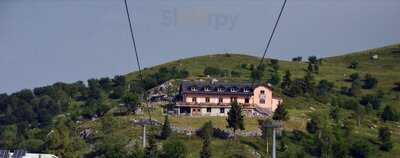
[117,43,400,157]
[126,44,400,91]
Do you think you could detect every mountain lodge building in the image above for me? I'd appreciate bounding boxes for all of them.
[175,81,282,117]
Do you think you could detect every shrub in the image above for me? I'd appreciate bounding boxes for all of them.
[363,74,378,89]
[350,140,372,158]
[349,60,359,69]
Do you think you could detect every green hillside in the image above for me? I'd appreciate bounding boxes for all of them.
[127,44,400,92]
[121,43,400,157]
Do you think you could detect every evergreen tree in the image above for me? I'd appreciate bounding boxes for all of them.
[226,101,245,137]
[378,127,391,148]
[269,70,281,86]
[378,127,393,152]
[200,136,212,158]
[349,60,359,69]
[304,71,315,94]
[381,106,397,122]
[199,122,213,158]
[281,70,292,90]
[350,79,362,96]
[272,104,289,121]
[160,115,172,139]
[145,136,158,158]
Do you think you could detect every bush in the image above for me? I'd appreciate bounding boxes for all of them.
[350,140,372,158]
[393,82,400,91]
[161,140,187,158]
[349,60,359,69]
[213,128,231,139]
[230,70,241,77]
[363,74,378,89]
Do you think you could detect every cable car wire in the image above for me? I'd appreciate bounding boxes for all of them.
[123,0,143,81]
[258,0,288,66]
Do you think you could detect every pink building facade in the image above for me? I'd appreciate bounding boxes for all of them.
[176,81,282,117]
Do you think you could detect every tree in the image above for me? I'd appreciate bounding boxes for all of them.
[281,70,292,90]
[350,140,372,158]
[203,67,223,77]
[378,127,392,151]
[272,104,289,121]
[268,70,281,86]
[226,101,245,136]
[316,80,334,99]
[349,73,360,82]
[250,65,265,81]
[145,135,158,158]
[292,56,302,62]
[307,56,319,73]
[363,74,378,89]
[350,79,362,96]
[123,93,139,114]
[161,140,187,158]
[199,121,213,158]
[354,104,366,126]
[360,94,382,110]
[160,115,172,139]
[200,137,212,158]
[99,77,113,92]
[270,59,280,71]
[349,60,359,69]
[199,121,214,140]
[46,117,88,157]
[381,106,398,122]
[304,71,315,94]
[0,124,17,149]
[284,79,305,97]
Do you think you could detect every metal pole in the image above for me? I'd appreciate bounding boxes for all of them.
[143,125,146,148]
[272,128,276,158]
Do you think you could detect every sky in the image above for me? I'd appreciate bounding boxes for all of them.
[1,0,400,93]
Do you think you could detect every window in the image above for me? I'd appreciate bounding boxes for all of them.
[230,97,237,102]
[260,90,265,94]
[220,108,225,113]
[204,87,210,91]
[207,108,211,112]
[244,88,249,92]
[230,88,237,92]
[206,97,210,103]
[192,97,197,102]
[217,88,223,92]
[260,99,265,104]
[245,98,250,103]
[219,97,223,103]
[191,87,197,91]
[192,109,196,112]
